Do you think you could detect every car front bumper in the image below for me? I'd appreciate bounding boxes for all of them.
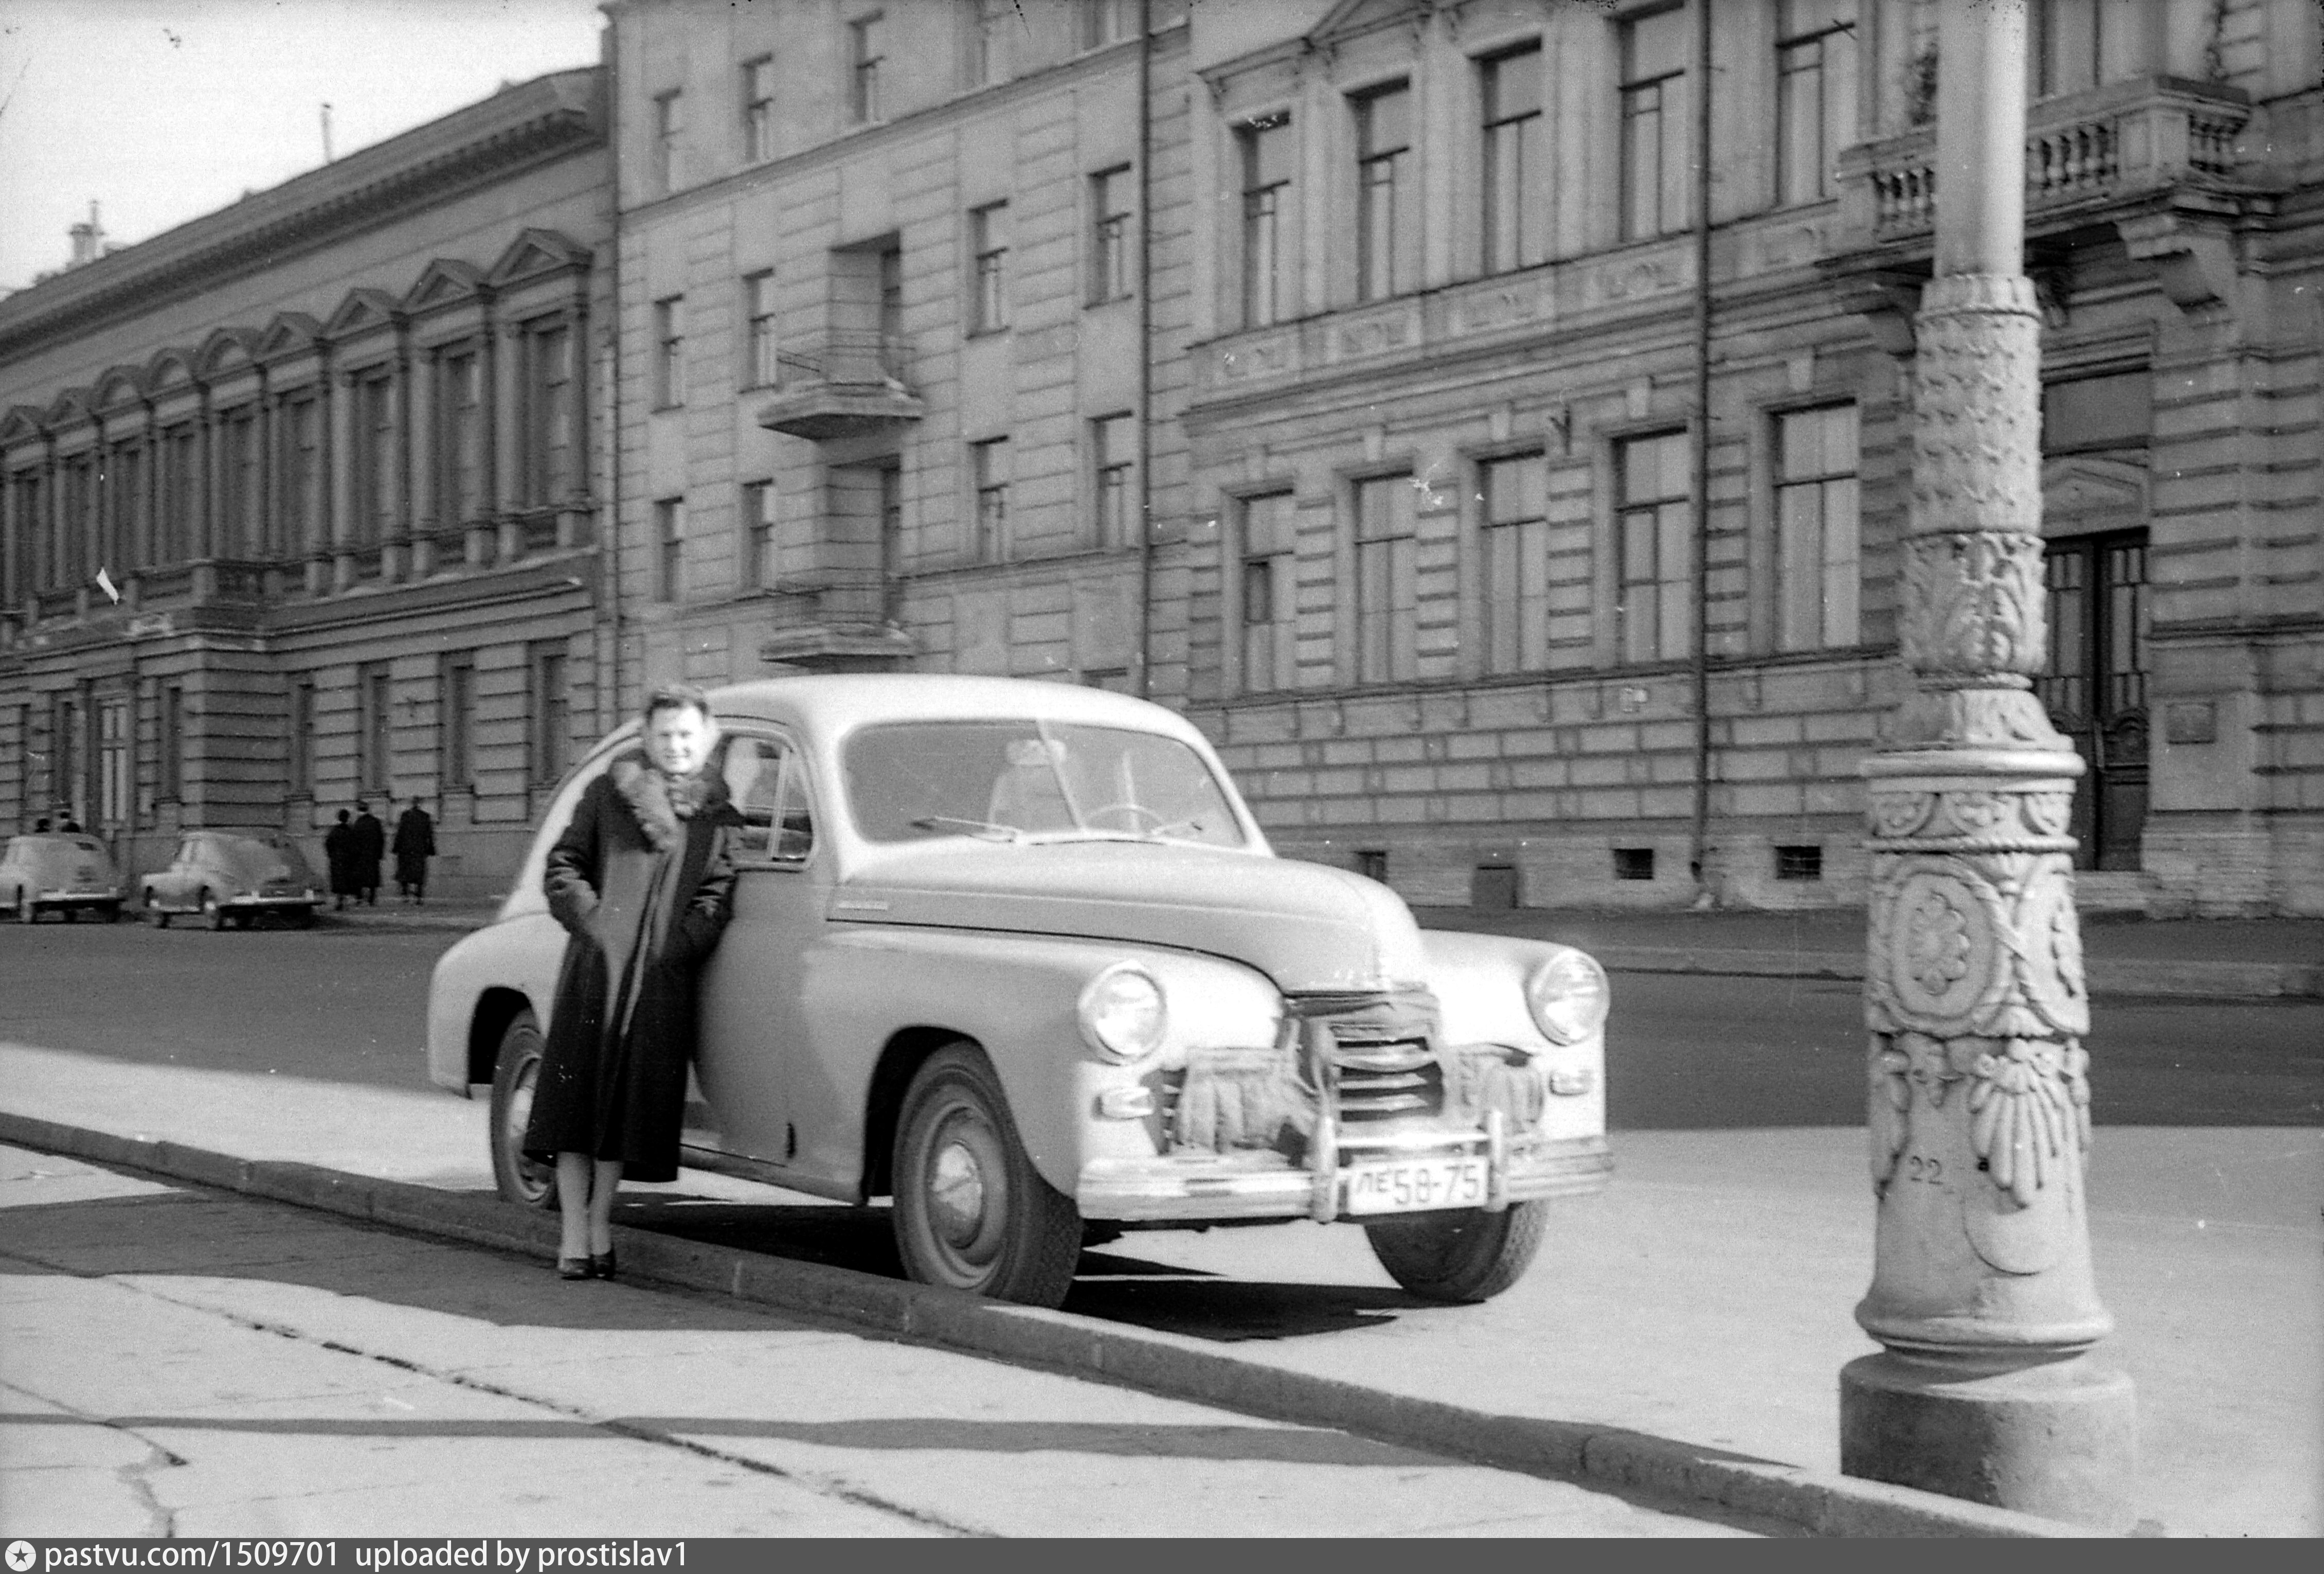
[1077,1128,1612,1224]
[225,894,318,911]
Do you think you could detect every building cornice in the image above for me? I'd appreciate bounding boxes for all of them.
[0,69,605,366]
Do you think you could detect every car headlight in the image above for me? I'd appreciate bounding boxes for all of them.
[1078,962,1167,1063]
[1526,950,1609,1045]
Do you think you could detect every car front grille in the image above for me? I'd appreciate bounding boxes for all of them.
[1290,987,1447,1129]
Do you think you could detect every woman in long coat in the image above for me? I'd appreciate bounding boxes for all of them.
[522,683,741,1279]
[323,810,358,910]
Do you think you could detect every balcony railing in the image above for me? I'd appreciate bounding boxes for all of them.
[1839,76,2252,244]
[756,331,924,440]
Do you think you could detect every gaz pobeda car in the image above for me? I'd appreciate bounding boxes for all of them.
[1,832,124,923]
[140,830,323,928]
[428,676,1610,1308]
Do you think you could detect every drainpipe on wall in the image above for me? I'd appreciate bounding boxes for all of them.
[599,31,624,730]
[1687,0,1715,906]
[1134,0,1155,700]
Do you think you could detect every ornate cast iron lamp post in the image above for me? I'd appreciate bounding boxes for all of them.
[1841,0,2137,1530]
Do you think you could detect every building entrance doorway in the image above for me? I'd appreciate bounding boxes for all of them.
[2035,530,2149,871]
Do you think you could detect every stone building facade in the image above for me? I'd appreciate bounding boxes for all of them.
[1168,0,2321,916]
[0,69,614,893]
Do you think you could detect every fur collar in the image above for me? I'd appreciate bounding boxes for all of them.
[608,752,727,852]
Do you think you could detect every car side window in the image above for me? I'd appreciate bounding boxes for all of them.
[723,731,814,864]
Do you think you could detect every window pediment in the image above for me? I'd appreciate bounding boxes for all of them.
[197,327,263,382]
[145,348,201,396]
[404,259,490,316]
[1,405,48,449]
[92,367,148,414]
[42,387,94,431]
[325,287,405,342]
[488,228,591,292]
[255,312,325,364]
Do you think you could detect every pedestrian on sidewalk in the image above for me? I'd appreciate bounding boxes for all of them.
[393,796,437,905]
[352,800,385,907]
[323,809,357,911]
[523,682,742,1282]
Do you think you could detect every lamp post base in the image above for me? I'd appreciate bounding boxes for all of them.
[1841,1350,2139,1530]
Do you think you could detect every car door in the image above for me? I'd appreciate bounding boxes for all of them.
[157,838,200,906]
[695,727,828,1169]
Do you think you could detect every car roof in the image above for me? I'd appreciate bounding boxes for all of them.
[705,674,1208,744]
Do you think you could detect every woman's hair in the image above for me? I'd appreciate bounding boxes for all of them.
[641,681,713,727]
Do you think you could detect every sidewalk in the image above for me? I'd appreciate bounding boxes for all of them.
[1,1143,1759,1538]
[315,895,2324,999]
[7,1041,2314,1536]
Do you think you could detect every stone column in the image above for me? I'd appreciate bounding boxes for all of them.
[1841,0,2136,1530]
[331,370,358,594]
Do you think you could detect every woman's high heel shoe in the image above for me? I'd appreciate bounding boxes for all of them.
[588,1247,617,1281]
[558,1255,591,1281]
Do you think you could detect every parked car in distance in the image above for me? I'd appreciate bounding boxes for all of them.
[140,830,322,929]
[428,675,1612,1309]
[1,833,124,923]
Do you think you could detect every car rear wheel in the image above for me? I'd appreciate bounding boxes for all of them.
[1364,1200,1549,1304]
[201,891,226,931]
[144,892,169,928]
[489,1009,559,1210]
[892,1043,1082,1308]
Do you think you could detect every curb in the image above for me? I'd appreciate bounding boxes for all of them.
[1583,946,2323,1000]
[0,1109,2104,1540]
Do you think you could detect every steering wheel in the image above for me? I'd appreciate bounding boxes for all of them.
[1084,802,1172,831]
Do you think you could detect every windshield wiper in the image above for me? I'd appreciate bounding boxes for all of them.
[909,815,1023,843]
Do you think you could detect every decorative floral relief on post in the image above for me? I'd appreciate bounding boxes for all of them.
[2012,866,2092,1037]
[1967,1038,2087,1208]
[1869,789,1937,839]
[1900,532,2048,678]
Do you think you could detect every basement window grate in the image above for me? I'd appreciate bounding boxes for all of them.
[1775,844,1824,881]
[1613,847,1654,881]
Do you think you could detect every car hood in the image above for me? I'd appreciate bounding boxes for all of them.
[833,840,1428,994]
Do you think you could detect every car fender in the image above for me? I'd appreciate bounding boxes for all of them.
[799,925,1283,1200]
[427,911,567,1093]
[1420,928,1608,1142]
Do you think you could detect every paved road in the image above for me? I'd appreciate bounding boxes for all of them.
[2,1144,1757,1537]
[8,921,2317,1125]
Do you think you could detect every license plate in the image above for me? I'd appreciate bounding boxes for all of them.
[1344,1156,1488,1215]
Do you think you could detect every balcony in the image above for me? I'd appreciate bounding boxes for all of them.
[755,331,924,440]
[1826,76,2262,320]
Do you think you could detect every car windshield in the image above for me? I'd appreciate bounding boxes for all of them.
[11,835,110,875]
[844,720,1247,848]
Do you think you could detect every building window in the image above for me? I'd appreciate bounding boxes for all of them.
[1239,115,1293,328]
[10,472,41,592]
[355,372,395,550]
[1774,404,1860,652]
[1092,414,1135,548]
[1481,44,1547,275]
[529,642,569,790]
[282,397,320,553]
[970,203,1010,334]
[970,0,1012,86]
[742,56,776,163]
[440,656,474,791]
[159,685,186,803]
[1239,491,1297,694]
[525,323,575,506]
[438,352,482,527]
[1616,431,1691,664]
[971,438,1009,560]
[742,479,776,589]
[1775,844,1824,881]
[161,425,197,563]
[220,410,259,559]
[1353,474,1417,685]
[358,663,391,796]
[1091,166,1133,303]
[1619,6,1690,241]
[2033,0,2123,97]
[850,13,885,124]
[1354,82,1410,303]
[743,271,779,389]
[655,497,684,602]
[1613,847,1655,881]
[97,697,129,828]
[653,90,683,193]
[1082,0,1133,49]
[1776,0,1856,206]
[110,441,145,569]
[1480,453,1550,675]
[653,298,685,408]
[59,455,93,587]
[290,680,315,799]
[1355,849,1389,883]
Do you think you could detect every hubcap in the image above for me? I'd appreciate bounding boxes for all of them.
[929,1137,988,1245]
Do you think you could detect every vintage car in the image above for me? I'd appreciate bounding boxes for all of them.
[1,833,124,923]
[140,830,323,928]
[427,675,1610,1308]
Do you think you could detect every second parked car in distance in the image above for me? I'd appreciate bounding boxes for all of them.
[140,830,323,929]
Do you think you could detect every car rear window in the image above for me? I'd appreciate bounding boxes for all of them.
[843,719,1245,848]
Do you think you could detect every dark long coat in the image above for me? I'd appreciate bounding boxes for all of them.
[521,753,741,1184]
[323,821,359,898]
[392,808,436,887]
[351,812,386,891]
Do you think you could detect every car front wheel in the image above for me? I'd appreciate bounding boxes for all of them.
[145,892,169,928]
[1364,1200,1550,1304]
[488,1009,559,1210]
[201,891,226,931]
[891,1043,1082,1308]
[13,889,33,924]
